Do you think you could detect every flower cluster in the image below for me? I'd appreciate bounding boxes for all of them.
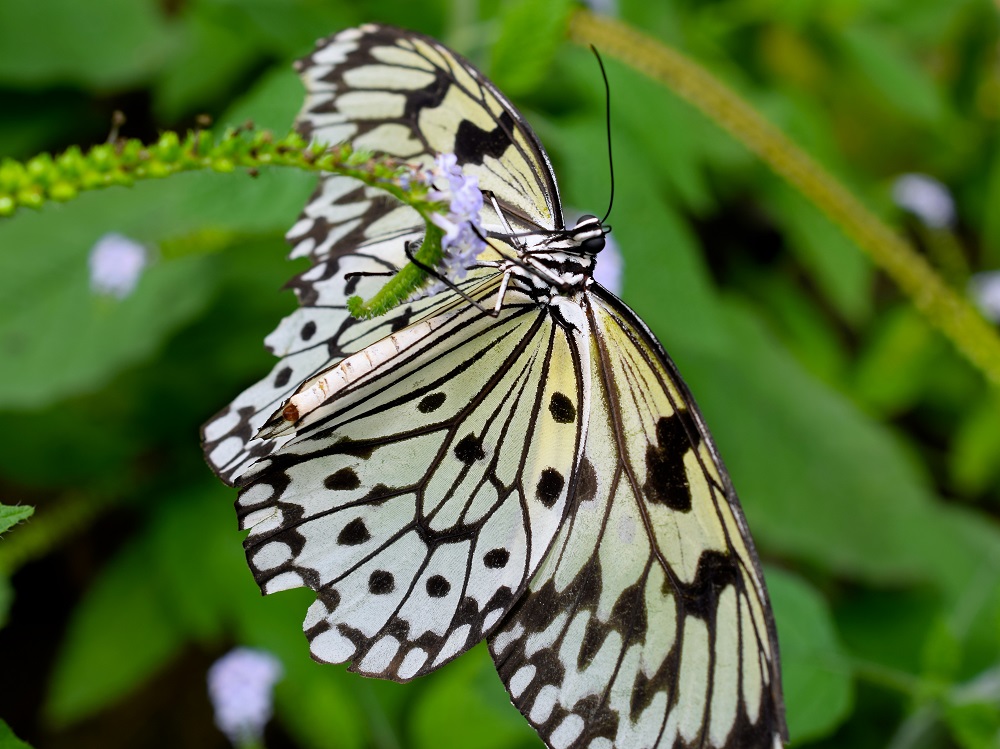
[207,647,284,747]
[427,153,487,279]
[401,153,487,296]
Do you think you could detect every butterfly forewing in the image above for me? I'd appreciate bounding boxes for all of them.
[489,289,785,749]
[296,24,562,233]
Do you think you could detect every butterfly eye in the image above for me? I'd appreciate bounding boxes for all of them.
[580,235,605,254]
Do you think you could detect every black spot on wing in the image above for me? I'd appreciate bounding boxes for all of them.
[483,548,510,569]
[368,570,395,595]
[535,468,564,508]
[337,518,371,546]
[325,467,361,490]
[301,320,317,340]
[548,392,576,423]
[426,575,451,598]
[642,413,695,511]
[274,366,293,388]
[574,457,598,504]
[403,68,451,120]
[454,433,486,464]
[418,392,447,413]
[454,111,516,166]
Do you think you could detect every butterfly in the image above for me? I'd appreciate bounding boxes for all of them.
[202,24,786,749]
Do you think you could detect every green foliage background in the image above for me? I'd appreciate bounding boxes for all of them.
[2,0,1000,747]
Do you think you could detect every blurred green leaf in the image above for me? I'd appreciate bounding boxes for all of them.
[763,180,873,326]
[921,617,962,686]
[274,663,368,749]
[490,0,574,96]
[0,504,33,535]
[149,484,257,641]
[767,567,854,743]
[200,0,359,57]
[154,10,261,121]
[944,700,1000,749]
[45,534,187,726]
[219,65,304,134]
[851,305,940,416]
[837,26,947,125]
[0,577,11,630]
[744,271,849,385]
[410,644,539,749]
[0,251,216,410]
[950,393,1000,496]
[0,719,32,749]
[0,0,178,89]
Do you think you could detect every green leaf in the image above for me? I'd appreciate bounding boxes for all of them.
[0,168,313,409]
[851,305,942,416]
[945,700,1000,749]
[0,504,33,534]
[0,719,33,749]
[45,534,187,726]
[763,180,873,326]
[275,663,367,749]
[0,0,178,89]
[153,11,260,121]
[837,26,947,125]
[409,644,540,749]
[490,0,574,96]
[0,251,215,410]
[950,392,1000,495]
[0,577,11,630]
[767,567,854,743]
[219,65,304,134]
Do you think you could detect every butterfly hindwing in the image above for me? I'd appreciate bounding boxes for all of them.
[489,288,785,749]
[236,285,589,680]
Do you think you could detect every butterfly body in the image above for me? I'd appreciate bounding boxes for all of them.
[202,23,786,749]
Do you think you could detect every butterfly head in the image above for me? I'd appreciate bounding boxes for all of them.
[570,214,607,255]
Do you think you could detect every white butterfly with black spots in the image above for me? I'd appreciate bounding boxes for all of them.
[202,23,787,749]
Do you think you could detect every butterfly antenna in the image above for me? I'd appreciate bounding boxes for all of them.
[591,45,614,226]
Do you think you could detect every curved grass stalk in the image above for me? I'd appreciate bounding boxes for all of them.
[569,9,1000,387]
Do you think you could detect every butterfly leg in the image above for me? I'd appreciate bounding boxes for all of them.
[403,240,501,317]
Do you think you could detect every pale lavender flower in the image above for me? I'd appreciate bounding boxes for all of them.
[970,271,1000,323]
[593,232,624,295]
[892,173,955,228]
[88,233,148,299]
[208,647,283,747]
[423,153,487,285]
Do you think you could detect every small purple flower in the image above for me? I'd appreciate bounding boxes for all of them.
[421,153,487,290]
[208,647,283,747]
[892,173,955,229]
[593,233,624,295]
[970,271,1000,324]
[88,233,148,299]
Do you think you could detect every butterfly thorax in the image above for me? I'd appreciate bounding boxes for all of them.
[503,214,606,299]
